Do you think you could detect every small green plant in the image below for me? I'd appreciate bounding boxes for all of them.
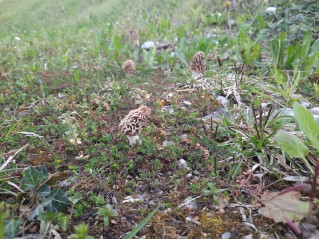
[275,102,319,175]
[142,48,157,68]
[97,204,119,227]
[20,166,71,220]
[1,202,23,239]
[269,65,301,104]
[38,211,69,236]
[58,111,83,156]
[123,205,159,239]
[270,31,319,77]
[68,223,94,239]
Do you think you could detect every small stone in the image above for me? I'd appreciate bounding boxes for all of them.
[203,107,229,122]
[141,41,155,50]
[58,93,65,98]
[180,134,188,140]
[265,7,276,14]
[182,100,192,106]
[161,105,174,114]
[313,115,319,125]
[162,140,174,147]
[274,108,294,117]
[301,102,312,108]
[311,107,319,116]
[216,96,228,107]
[222,232,232,239]
[229,19,236,26]
[261,102,271,108]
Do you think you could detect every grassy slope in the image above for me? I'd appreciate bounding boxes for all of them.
[1,0,319,238]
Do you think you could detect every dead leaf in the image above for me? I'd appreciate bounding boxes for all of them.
[259,191,310,223]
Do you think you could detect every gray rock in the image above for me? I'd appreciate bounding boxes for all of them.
[216,96,228,107]
[261,102,271,108]
[180,134,188,140]
[313,115,319,125]
[162,140,174,147]
[273,108,294,118]
[203,108,229,122]
[301,102,312,108]
[141,41,155,50]
[182,100,192,106]
[311,107,319,116]
[161,105,174,114]
[222,232,232,239]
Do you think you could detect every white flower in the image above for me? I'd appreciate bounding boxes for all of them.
[178,159,189,171]
[15,37,21,41]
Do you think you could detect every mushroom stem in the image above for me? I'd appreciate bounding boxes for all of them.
[127,135,140,145]
[191,70,202,79]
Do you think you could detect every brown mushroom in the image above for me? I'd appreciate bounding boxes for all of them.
[118,106,152,145]
[122,59,136,75]
[189,51,206,79]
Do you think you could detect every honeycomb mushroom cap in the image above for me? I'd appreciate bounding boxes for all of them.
[122,60,136,75]
[189,51,206,78]
[118,106,152,137]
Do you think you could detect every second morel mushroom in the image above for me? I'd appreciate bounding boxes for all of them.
[189,51,206,79]
[122,59,136,75]
[118,106,152,145]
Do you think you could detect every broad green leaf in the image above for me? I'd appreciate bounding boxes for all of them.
[123,205,159,239]
[39,211,59,222]
[21,166,49,191]
[293,102,319,151]
[4,219,22,239]
[28,189,70,220]
[28,202,47,220]
[38,185,51,198]
[50,189,71,212]
[275,130,309,158]
[38,166,49,177]
[0,211,4,239]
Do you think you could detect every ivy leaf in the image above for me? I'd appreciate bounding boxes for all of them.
[21,166,48,191]
[38,185,51,198]
[293,102,319,151]
[4,219,23,239]
[49,189,71,212]
[259,191,310,223]
[28,189,71,220]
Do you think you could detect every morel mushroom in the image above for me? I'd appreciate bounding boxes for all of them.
[189,51,206,79]
[118,106,152,145]
[122,59,136,75]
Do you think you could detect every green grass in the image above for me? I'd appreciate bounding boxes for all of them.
[1,0,319,238]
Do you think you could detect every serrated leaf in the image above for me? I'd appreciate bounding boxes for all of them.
[4,219,22,239]
[21,166,49,191]
[293,102,319,151]
[259,191,310,223]
[275,130,309,158]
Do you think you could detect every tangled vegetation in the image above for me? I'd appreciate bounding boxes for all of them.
[1,0,319,238]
